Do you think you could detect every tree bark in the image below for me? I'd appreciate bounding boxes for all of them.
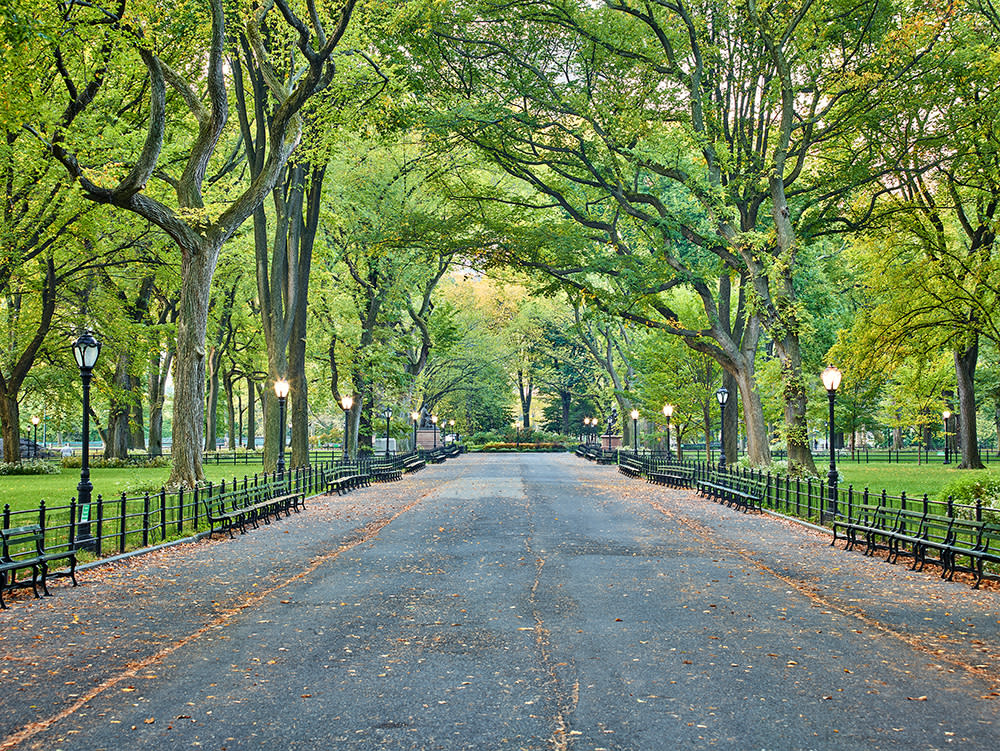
[170,244,220,485]
[246,375,256,449]
[0,394,22,464]
[955,338,984,469]
[104,351,132,459]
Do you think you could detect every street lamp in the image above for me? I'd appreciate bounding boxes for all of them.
[274,379,290,477]
[410,410,420,451]
[715,387,729,470]
[431,414,438,449]
[630,408,640,456]
[449,419,456,445]
[605,407,617,452]
[662,404,674,459]
[382,407,393,457]
[72,330,101,553]
[583,417,591,444]
[942,410,951,465]
[821,365,843,523]
[30,415,40,460]
[341,394,354,461]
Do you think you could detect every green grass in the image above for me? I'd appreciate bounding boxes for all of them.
[834,463,995,499]
[0,464,262,513]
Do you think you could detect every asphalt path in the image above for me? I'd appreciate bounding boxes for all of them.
[2,453,999,750]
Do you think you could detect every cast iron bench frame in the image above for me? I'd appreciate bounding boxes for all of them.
[1,524,78,608]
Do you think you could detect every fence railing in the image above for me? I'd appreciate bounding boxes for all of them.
[0,453,430,566]
[612,450,998,527]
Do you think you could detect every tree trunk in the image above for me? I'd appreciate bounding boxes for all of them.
[0,393,22,463]
[168,244,220,486]
[722,370,738,465]
[223,370,236,451]
[205,346,221,452]
[559,390,571,434]
[104,351,132,459]
[955,339,984,469]
[517,370,533,429]
[773,334,818,475]
[246,375,257,449]
[130,372,146,451]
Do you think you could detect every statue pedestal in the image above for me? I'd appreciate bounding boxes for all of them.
[601,434,622,450]
[415,428,441,449]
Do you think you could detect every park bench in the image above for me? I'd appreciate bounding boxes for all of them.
[403,455,426,473]
[886,511,956,573]
[617,455,644,479]
[204,486,305,539]
[696,472,763,513]
[648,465,694,488]
[425,448,447,464]
[939,518,1000,587]
[1,524,77,608]
[371,464,403,483]
[326,465,371,495]
[574,445,587,457]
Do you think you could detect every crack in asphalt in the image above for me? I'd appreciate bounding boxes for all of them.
[523,507,580,751]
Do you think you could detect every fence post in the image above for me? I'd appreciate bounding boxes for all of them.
[68,498,76,550]
[947,494,954,518]
[177,487,184,535]
[142,492,150,547]
[3,503,10,531]
[95,493,104,556]
[160,487,167,541]
[193,485,200,530]
[976,498,983,522]
[38,500,46,535]
[119,492,127,554]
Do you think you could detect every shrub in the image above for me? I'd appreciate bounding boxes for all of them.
[477,442,566,452]
[60,455,172,469]
[0,460,61,476]
[936,473,1000,522]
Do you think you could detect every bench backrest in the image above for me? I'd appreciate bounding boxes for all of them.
[976,524,1000,555]
[1,524,45,562]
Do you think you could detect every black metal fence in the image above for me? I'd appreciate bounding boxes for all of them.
[610,450,998,526]
[1,451,425,568]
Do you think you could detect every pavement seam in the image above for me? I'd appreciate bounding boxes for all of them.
[0,490,433,751]
[643,493,1000,693]
[524,519,578,751]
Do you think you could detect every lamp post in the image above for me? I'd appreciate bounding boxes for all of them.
[410,411,420,451]
[662,404,674,459]
[72,330,101,553]
[821,365,843,523]
[31,415,40,459]
[449,419,456,445]
[583,417,591,444]
[715,387,729,470]
[630,409,640,456]
[382,407,393,457]
[431,414,438,449]
[341,395,354,461]
[942,410,951,465]
[274,379,289,477]
[606,407,617,452]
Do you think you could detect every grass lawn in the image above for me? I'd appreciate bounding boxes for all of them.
[0,464,262,514]
[835,462,995,499]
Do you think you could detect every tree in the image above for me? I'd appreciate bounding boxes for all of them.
[30,0,358,485]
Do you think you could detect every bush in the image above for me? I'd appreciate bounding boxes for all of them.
[0,460,61,476]
[936,473,1000,522]
[60,455,172,469]
[477,442,566,452]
